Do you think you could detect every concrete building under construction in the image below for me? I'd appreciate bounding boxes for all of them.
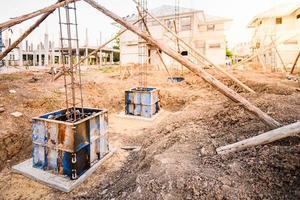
[118,5,232,67]
[1,31,119,68]
[248,2,300,70]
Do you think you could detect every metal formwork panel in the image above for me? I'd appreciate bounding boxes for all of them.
[33,144,47,169]
[32,121,48,145]
[125,87,160,118]
[32,108,109,180]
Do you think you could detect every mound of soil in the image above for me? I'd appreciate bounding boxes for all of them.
[74,78,300,200]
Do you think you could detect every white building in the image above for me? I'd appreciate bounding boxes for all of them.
[248,2,300,69]
[118,5,231,67]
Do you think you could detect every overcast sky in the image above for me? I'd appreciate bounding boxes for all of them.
[0,0,298,48]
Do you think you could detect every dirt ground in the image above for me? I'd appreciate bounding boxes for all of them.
[0,65,299,200]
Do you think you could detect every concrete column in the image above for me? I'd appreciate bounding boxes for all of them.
[99,50,102,67]
[99,31,102,67]
[44,33,49,67]
[51,41,55,65]
[110,52,113,64]
[18,29,23,67]
[85,47,89,66]
[38,44,42,66]
[33,51,37,66]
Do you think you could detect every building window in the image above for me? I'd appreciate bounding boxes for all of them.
[297,14,300,19]
[207,24,215,31]
[181,17,191,31]
[276,17,282,24]
[165,19,174,29]
[259,21,263,25]
[209,43,221,48]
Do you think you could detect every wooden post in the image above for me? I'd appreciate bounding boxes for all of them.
[255,49,267,72]
[132,0,255,93]
[0,0,78,31]
[290,51,300,75]
[217,121,300,154]
[0,10,53,61]
[271,38,286,72]
[84,0,281,128]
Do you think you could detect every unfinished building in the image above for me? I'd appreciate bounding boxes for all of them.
[118,5,232,67]
[248,2,300,70]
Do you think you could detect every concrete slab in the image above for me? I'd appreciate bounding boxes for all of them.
[12,148,116,192]
[117,109,165,122]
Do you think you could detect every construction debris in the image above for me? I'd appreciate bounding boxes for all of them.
[10,112,23,118]
[9,89,16,94]
[121,146,142,151]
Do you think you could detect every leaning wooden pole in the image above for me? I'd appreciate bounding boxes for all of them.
[84,0,281,128]
[290,51,300,75]
[0,11,53,61]
[217,121,300,154]
[0,0,78,31]
[132,0,255,94]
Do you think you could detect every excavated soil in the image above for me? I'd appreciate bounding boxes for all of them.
[0,67,299,200]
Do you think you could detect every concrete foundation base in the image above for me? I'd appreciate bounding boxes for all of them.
[117,109,165,122]
[12,148,115,192]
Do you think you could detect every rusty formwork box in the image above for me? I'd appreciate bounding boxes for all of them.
[125,87,160,118]
[32,108,109,180]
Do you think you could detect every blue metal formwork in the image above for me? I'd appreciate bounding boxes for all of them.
[125,87,160,118]
[32,108,109,180]
[168,76,185,83]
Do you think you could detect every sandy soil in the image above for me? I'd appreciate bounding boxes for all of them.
[0,66,299,199]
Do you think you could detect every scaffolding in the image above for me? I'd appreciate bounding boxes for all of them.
[58,1,84,121]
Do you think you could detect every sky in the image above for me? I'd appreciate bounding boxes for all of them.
[0,0,299,49]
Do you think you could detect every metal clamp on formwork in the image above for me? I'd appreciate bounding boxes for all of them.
[72,169,77,180]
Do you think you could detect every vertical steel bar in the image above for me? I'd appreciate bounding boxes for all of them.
[65,4,77,120]
[73,2,84,115]
[58,7,70,114]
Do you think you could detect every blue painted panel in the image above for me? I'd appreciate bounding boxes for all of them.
[62,151,72,177]
[47,148,58,172]
[125,104,134,115]
[141,92,152,105]
[133,92,141,104]
[125,91,133,104]
[32,121,47,144]
[32,144,47,169]
[134,104,142,116]
[62,145,90,179]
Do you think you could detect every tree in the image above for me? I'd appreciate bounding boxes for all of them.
[226,48,233,58]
